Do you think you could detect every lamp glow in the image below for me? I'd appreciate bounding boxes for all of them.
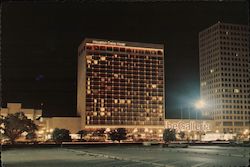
[195,100,205,109]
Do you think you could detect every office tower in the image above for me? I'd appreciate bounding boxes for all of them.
[199,22,250,133]
[77,38,165,136]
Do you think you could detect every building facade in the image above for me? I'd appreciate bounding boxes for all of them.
[199,22,250,134]
[77,38,165,136]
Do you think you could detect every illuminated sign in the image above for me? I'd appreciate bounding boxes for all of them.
[92,40,126,46]
[165,120,212,131]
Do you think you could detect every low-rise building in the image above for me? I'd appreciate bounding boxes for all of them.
[41,117,81,140]
[165,119,249,141]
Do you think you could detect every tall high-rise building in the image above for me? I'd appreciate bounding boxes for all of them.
[77,38,165,136]
[199,22,250,133]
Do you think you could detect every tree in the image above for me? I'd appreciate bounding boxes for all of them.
[179,131,185,140]
[26,132,37,143]
[77,130,88,142]
[93,128,105,137]
[109,128,127,143]
[0,112,38,144]
[52,128,71,144]
[163,129,176,143]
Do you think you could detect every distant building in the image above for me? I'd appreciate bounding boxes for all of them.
[0,103,81,140]
[0,103,42,120]
[77,38,165,138]
[199,22,250,134]
[0,103,45,140]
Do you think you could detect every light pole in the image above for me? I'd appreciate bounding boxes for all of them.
[195,100,205,120]
[194,100,206,141]
[180,104,183,120]
[187,106,190,120]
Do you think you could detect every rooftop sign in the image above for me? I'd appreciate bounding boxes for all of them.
[92,40,126,46]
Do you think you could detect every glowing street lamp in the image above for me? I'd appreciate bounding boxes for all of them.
[195,100,205,109]
[194,100,205,120]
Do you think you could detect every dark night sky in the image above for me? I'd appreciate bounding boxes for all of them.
[2,1,249,118]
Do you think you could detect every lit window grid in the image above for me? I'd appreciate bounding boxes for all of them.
[199,23,249,133]
[84,46,164,126]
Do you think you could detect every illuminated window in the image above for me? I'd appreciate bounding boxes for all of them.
[87,90,91,94]
[120,99,125,104]
[234,89,240,93]
[94,60,98,64]
[114,99,118,104]
[152,84,157,88]
[201,82,206,86]
[114,74,119,78]
[86,55,92,60]
[100,107,105,112]
[100,56,106,61]
[158,96,163,101]
[100,112,105,116]
[94,99,97,103]
[127,100,131,104]
[93,112,97,116]
[87,60,92,64]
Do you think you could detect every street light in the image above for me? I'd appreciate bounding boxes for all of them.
[195,100,205,109]
[195,100,205,120]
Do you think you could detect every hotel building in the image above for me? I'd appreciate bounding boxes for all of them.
[77,38,165,138]
[199,22,250,134]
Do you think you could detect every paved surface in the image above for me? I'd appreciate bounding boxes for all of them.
[2,145,250,167]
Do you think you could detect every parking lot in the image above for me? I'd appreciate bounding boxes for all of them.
[2,145,249,167]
